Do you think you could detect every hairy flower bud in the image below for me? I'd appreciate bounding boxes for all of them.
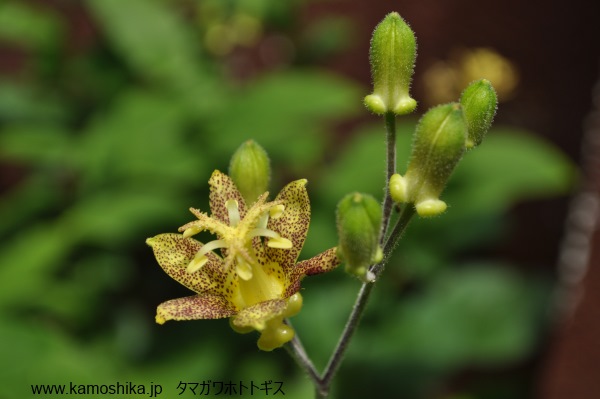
[336,193,383,282]
[364,12,417,115]
[460,79,498,148]
[390,103,467,217]
[229,140,271,204]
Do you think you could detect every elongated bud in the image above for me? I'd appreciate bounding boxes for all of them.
[390,103,467,217]
[364,12,417,115]
[229,140,271,204]
[460,79,498,148]
[336,193,383,282]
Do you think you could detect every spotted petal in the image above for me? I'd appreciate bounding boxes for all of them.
[146,233,229,296]
[266,179,310,271]
[209,170,248,225]
[286,247,340,297]
[231,299,287,330]
[156,294,237,324]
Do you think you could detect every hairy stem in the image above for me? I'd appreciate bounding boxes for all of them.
[320,282,374,392]
[380,112,397,243]
[372,204,415,277]
[284,331,321,387]
[316,208,415,396]
[286,112,414,399]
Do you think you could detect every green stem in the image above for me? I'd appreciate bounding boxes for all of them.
[317,209,415,396]
[315,386,328,399]
[319,281,374,392]
[284,330,320,387]
[380,112,397,243]
[285,112,414,399]
[372,204,415,277]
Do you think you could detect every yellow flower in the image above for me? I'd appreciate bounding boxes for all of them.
[146,170,340,350]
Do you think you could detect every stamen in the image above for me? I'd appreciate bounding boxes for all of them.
[235,256,253,281]
[186,255,208,274]
[250,227,278,239]
[182,225,202,239]
[269,205,285,219]
[250,228,293,249]
[186,239,227,274]
[257,212,269,229]
[266,236,292,249]
[226,199,240,227]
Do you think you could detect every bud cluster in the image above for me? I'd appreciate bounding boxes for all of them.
[390,79,497,217]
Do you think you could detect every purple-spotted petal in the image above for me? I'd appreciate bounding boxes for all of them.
[286,247,340,297]
[231,299,287,330]
[209,170,247,225]
[146,233,228,295]
[266,179,310,271]
[156,294,237,324]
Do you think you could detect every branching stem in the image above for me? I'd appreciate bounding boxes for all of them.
[284,110,416,398]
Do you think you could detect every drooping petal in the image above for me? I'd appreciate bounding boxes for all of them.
[231,299,287,330]
[285,247,341,297]
[209,170,247,225]
[266,179,310,271]
[146,233,229,295]
[156,294,237,324]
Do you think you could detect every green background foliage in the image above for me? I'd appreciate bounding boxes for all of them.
[0,1,575,398]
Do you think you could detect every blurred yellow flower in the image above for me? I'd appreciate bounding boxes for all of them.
[423,47,518,105]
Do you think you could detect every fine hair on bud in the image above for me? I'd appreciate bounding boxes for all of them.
[460,79,498,148]
[364,12,417,116]
[229,140,271,205]
[336,192,382,281]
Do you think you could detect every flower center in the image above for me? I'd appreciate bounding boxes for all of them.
[179,193,292,281]
[234,261,285,309]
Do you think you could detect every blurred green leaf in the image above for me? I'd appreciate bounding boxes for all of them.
[87,0,221,114]
[352,264,548,368]
[448,127,577,215]
[0,2,64,50]
[0,317,118,396]
[76,89,206,190]
[300,16,354,61]
[315,121,414,204]
[205,71,362,170]
[0,81,68,122]
[0,173,63,237]
[0,222,74,309]
[62,190,187,247]
[0,124,72,164]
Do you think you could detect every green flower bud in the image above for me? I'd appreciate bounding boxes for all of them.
[460,79,498,149]
[336,193,383,282]
[364,12,417,116]
[390,103,467,217]
[228,140,271,205]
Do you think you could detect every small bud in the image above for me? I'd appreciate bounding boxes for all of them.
[336,192,382,282]
[392,103,467,217]
[460,79,497,148]
[229,140,271,204]
[364,12,417,115]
